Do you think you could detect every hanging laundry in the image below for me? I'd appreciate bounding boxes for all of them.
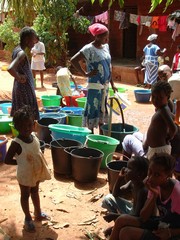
[95,11,108,24]
[158,16,168,32]
[129,13,139,25]
[151,16,159,29]
[119,12,129,29]
[114,10,122,21]
[140,16,152,27]
[172,23,180,41]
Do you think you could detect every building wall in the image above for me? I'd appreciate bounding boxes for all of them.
[69,0,179,66]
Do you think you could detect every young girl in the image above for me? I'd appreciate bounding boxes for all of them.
[8,26,39,120]
[109,153,180,240]
[102,156,149,237]
[4,106,51,232]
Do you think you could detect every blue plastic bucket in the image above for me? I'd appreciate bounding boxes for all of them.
[61,107,84,115]
[39,112,67,124]
[0,136,8,162]
[0,103,12,114]
[134,89,151,103]
[49,124,91,144]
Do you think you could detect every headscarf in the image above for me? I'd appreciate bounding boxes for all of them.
[88,23,108,36]
[147,34,158,41]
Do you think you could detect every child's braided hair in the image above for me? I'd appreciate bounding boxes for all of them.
[151,80,173,99]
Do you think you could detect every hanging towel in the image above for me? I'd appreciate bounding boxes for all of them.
[130,14,139,25]
[119,12,129,29]
[151,16,159,29]
[158,16,168,32]
[95,11,108,25]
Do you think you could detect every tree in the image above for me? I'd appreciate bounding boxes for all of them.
[90,0,174,12]
[0,0,90,66]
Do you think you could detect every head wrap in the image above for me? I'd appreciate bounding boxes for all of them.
[88,23,108,36]
[147,34,158,41]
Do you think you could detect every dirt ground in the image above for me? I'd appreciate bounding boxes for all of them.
[0,54,154,240]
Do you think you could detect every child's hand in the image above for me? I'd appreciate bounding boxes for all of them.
[153,228,170,240]
[143,176,159,197]
[119,167,127,176]
[18,74,26,84]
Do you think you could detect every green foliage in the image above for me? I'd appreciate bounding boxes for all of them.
[32,0,90,66]
[0,17,19,52]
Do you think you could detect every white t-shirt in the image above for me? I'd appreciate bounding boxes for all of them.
[31,41,45,62]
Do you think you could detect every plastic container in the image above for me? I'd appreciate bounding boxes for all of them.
[64,93,85,107]
[0,103,12,114]
[101,123,139,151]
[76,97,87,109]
[49,124,91,144]
[0,115,12,134]
[61,107,84,115]
[9,123,19,137]
[36,117,59,143]
[41,95,62,107]
[67,114,82,127]
[43,106,61,113]
[86,134,120,168]
[39,112,67,124]
[70,147,104,182]
[50,139,83,175]
[134,89,151,103]
[0,135,8,162]
[109,87,127,97]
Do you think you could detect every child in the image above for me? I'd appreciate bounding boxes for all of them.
[102,156,149,236]
[171,45,180,73]
[4,106,51,232]
[8,27,39,120]
[122,81,177,160]
[109,153,180,240]
[56,65,78,97]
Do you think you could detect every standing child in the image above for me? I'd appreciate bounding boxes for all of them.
[8,27,39,120]
[171,45,180,73]
[31,36,46,88]
[102,156,149,237]
[109,153,180,240]
[4,106,51,232]
[122,81,177,160]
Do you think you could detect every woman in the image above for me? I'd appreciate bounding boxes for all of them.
[70,23,117,133]
[143,34,166,88]
[8,27,39,120]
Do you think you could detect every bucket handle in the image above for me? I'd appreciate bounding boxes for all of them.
[105,152,115,167]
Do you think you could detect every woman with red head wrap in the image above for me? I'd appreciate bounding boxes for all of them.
[70,23,117,133]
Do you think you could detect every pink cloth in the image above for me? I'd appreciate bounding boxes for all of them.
[88,23,108,36]
[95,11,108,25]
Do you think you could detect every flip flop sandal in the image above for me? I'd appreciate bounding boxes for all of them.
[24,220,36,233]
[34,212,51,221]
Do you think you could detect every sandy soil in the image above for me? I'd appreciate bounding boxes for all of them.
[0,54,154,240]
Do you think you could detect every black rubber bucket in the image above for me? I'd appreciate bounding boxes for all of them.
[50,139,83,175]
[36,117,58,143]
[107,157,128,193]
[70,147,104,183]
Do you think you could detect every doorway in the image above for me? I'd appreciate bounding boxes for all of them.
[123,7,137,59]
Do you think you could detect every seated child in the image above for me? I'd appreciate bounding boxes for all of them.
[109,153,180,240]
[102,156,149,236]
[122,81,177,160]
